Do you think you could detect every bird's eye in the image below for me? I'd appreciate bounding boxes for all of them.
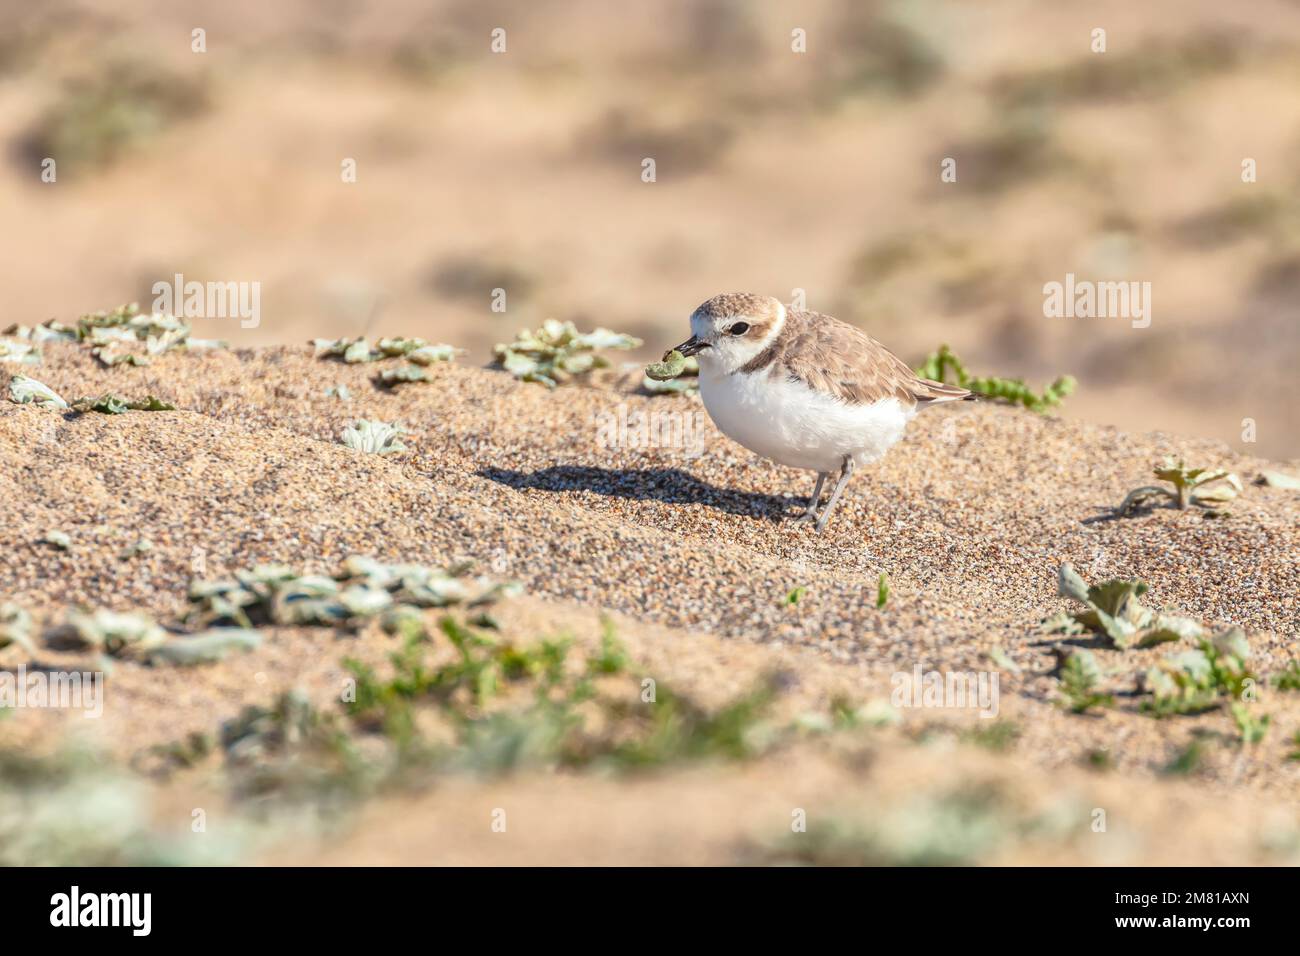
[729,322,750,335]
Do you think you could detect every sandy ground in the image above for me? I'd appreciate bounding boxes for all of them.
[2,341,1298,864]
[2,0,1299,458]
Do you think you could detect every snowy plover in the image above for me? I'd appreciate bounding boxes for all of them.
[669,292,972,532]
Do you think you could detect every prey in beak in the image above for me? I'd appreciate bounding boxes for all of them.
[668,336,709,358]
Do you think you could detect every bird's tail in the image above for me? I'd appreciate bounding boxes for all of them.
[914,378,973,405]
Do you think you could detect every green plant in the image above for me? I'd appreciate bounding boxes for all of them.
[1116,458,1242,515]
[492,320,641,388]
[8,374,66,409]
[219,690,374,811]
[1273,660,1300,691]
[0,338,40,366]
[1230,703,1270,745]
[1046,563,1202,650]
[185,555,518,631]
[1057,648,1113,714]
[876,573,890,609]
[962,721,1020,752]
[1084,748,1113,771]
[338,616,791,777]
[914,344,1074,413]
[340,420,408,455]
[69,394,175,414]
[589,617,631,675]
[1258,470,1300,490]
[312,336,461,365]
[375,365,429,388]
[1141,630,1257,717]
[757,784,1031,866]
[8,303,226,367]
[0,747,237,864]
[1162,740,1205,775]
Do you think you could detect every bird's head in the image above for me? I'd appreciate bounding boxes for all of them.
[668,292,786,374]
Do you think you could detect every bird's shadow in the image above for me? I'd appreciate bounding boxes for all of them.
[477,465,804,519]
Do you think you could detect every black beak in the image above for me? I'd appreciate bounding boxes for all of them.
[669,336,709,358]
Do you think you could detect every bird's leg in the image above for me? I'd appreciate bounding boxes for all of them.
[793,471,830,524]
[814,456,856,533]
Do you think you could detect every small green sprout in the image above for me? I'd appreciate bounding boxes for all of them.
[914,344,1075,413]
[1057,648,1113,713]
[588,617,631,675]
[1116,457,1243,515]
[340,420,407,455]
[785,586,807,606]
[876,573,890,609]
[1272,660,1300,691]
[1084,748,1113,771]
[1230,703,1270,745]
[1163,740,1205,775]
[963,721,1020,752]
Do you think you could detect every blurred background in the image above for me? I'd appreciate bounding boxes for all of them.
[2,0,1298,456]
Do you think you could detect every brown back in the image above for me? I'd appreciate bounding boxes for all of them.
[740,309,970,407]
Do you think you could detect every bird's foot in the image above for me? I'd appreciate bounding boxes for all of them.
[793,508,820,526]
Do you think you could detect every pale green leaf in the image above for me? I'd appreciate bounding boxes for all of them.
[8,374,67,408]
[340,420,408,455]
[1258,470,1300,490]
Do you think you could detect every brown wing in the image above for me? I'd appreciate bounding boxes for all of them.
[745,309,969,407]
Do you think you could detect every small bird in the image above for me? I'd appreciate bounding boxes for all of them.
[670,292,972,532]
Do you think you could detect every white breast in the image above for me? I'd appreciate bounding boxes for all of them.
[698,365,915,473]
